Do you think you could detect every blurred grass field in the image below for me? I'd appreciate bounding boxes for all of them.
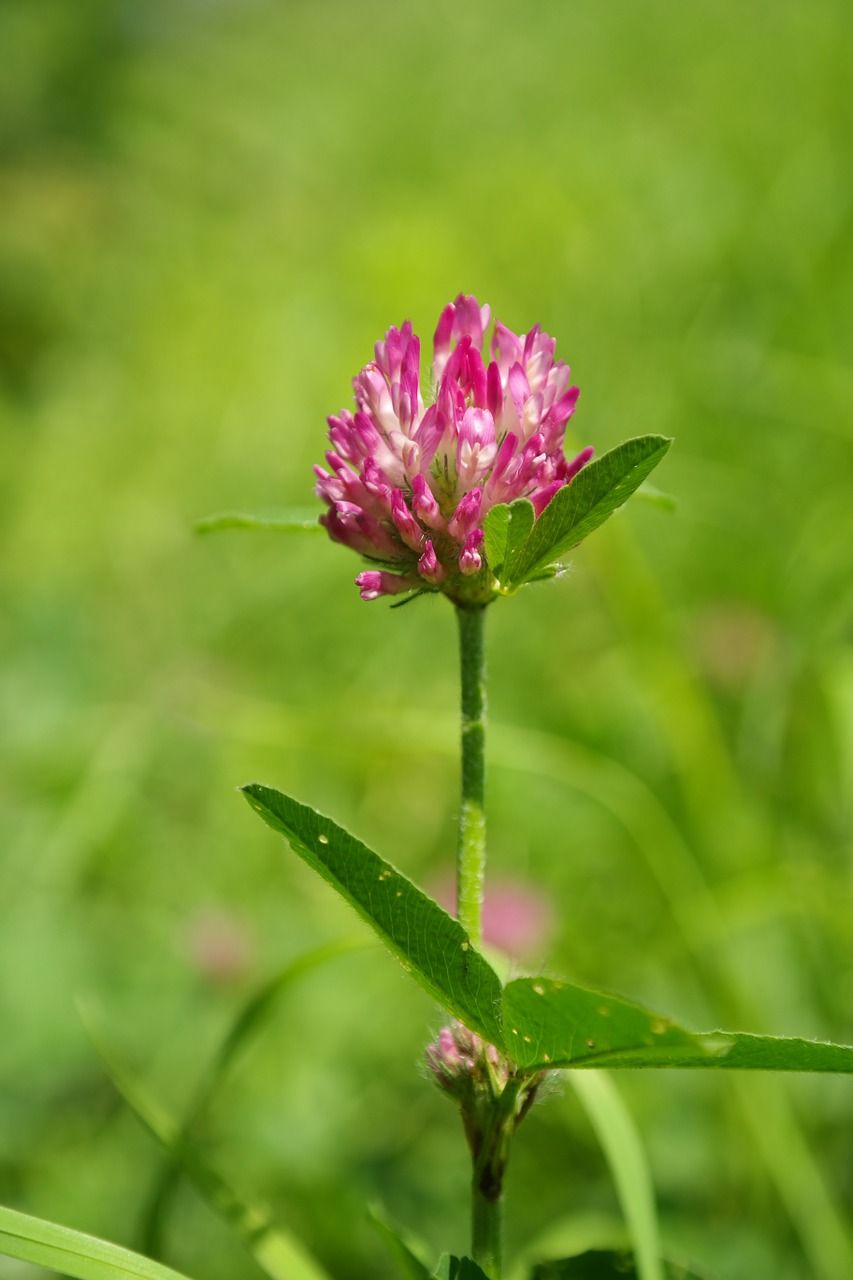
[1,1,852,1277]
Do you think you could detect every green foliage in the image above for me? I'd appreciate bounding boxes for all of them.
[485,438,672,591]
[483,499,536,583]
[241,785,504,1044]
[0,1203,196,1280]
[508,976,853,1071]
[506,977,853,1074]
[529,1254,708,1279]
[502,978,708,1069]
[5,2,853,1276]
[243,785,853,1076]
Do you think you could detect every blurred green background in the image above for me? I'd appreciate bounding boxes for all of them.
[1,1,852,1277]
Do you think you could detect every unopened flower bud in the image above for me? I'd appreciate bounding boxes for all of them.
[459,529,484,576]
[355,570,418,602]
[418,539,446,585]
[448,488,482,540]
[411,473,444,529]
[390,489,425,551]
[425,1021,507,1097]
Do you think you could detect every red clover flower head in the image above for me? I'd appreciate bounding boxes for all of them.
[315,295,594,606]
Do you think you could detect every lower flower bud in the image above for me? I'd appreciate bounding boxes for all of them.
[355,570,417,601]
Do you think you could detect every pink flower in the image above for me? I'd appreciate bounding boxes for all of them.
[317,294,593,604]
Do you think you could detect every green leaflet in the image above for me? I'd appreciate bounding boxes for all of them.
[502,979,714,1070]
[482,502,510,571]
[500,436,672,588]
[483,499,535,582]
[195,508,323,534]
[241,785,505,1046]
[503,978,853,1073]
[0,1203,196,1280]
[243,786,853,1077]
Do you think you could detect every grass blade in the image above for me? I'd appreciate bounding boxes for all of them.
[80,1004,332,1280]
[368,1204,433,1278]
[568,1073,663,1280]
[195,509,322,534]
[0,1203,196,1280]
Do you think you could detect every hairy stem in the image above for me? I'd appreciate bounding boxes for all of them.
[456,603,501,1274]
[455,604,487,948]
[471,1178,502,1280]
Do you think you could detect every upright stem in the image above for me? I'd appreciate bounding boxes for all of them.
[456,603,501,1276]
[455,604,487,949]
[471,1180,502,1280]
[470,1076,521,1280]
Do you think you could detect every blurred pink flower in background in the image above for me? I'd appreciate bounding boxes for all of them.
[692,602,778,689]
[184,908,254,985]
[315,294,593,604]
[431,874,555,958]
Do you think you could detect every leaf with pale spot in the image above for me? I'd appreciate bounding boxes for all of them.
[503,977,853,1074]
[503,979,712,1071]
[242,785,504,1045]
[241,788,853,1078]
